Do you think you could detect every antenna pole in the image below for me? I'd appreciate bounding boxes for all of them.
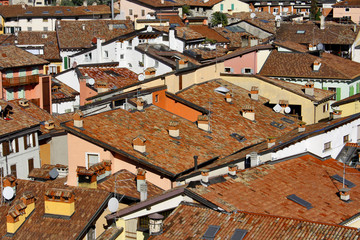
[343,161,346,189]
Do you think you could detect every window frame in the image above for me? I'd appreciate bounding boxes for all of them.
[85,152,100,169]
[324,141,331,151]
[343,134,349,144]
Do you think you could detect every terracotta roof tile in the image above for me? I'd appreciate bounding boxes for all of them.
[0,179,109,239]
[214,27,254,49]
[175,26,204,40]
[149,203,360,239]
[334,0,360,6]
[189,155,360,224]
[98,169,163,199]
[0,45,48,69]
[57,20,133,49]
[188,25,230,43]
[128,0,223,8]
[332,93,360,107]
[52,77,79,103]
[63,79,295,177]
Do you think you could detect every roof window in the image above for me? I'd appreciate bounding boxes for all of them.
[55,10,63,14]
[231,229,248,240]
[25,11,33,14]
[287,194,313,209]
[113,24,127,29]
[202,225,220,240]
[270,121,285,129]
[331,174,356,188]
[230,133,246,142]
[42,11,49,14]
[296,30,305,34]
[281,117,294,124]
[214,86,229,95]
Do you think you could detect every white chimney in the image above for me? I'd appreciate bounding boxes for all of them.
[136,98,145,111]
[97,38,103,63]
[82,24,86,31]
[136,168,146,191]
[168,121,180,138]
[267,137,276,148]
[225,92,232,103]
[298,122,306,132]
[83,0,87,6]
[320,15,325,30]
[228,164,237,177]
[178,59,189,69]
[308,44,316,51]
[197,115,210,132]
[149,213,164,235]
[304,81,314,96]
[161,0,164,4]
[73,111,83,128]
[200,169,210,186]
[108,24,113,30]
[250,86,259,100]
[250,152,258,167]
[313,60,321,71]
[133,136,146,153]
[340,188,350,201]
[242,105,255,121]
[332,110,342,119]
[140,183,147,201]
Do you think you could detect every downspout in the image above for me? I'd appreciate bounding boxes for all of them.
[314,102,316,123]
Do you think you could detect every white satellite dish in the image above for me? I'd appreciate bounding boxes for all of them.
[316,43,324,51]
[250,13,256,19]
[284,106,291,114]
[88,78,95,86]
[147,25,153,32]
[138,74,145,81]
[273,104,282,113]
[0,106,2,112]
[3,187,14,200]
[49,168,59,179]
[108,197,119,212]
[214,86,230,94]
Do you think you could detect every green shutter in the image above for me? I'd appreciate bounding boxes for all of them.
[231,3,234,10]
[350,86,354,96]
[336,87,341,101]
[64,56,68,70]
[323,87,327,90]
[220,4,223,11]
[357,83,360,93]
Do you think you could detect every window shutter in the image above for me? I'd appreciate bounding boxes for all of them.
[350,86,354,96]
[336,88,341,101]
[323,87,327,90]
[32,133,36,147]
[10,164,17,178]
[2,142,10,156]
[28,158,34,174]
[24,136,28,150]
[56,66,61,74]
[15,138,19,153]
[357,83,360,93]
[45,66,49,75]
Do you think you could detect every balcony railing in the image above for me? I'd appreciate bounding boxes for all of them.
[2,74,40,88]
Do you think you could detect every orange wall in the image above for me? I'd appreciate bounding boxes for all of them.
[80,79,97,106]
[40,143,51,166]
[152,89,202,122]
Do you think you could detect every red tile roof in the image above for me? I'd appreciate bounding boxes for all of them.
[0,45,48,69]
[63,79,295,177]
[189,155,360,224]
[175,26,205,40]
[332,93,360,107]
[129,0,223,8]
[149,203,360,240]
[0,179,109,240]
[98,169,164,199]
[52,77,79,103]
[334,0,360,7]
[188,25,230,43]
[78,67,139,90]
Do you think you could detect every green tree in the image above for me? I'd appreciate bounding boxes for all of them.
[211,12,228,27]
[182,5,190,16]
[60,0,74,6]
[310,0,318,20]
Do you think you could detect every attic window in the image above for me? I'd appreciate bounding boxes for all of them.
[113,24,127,29]
[202,225,220,240]
[296,30,305,34]
[287,194,313,209]
[25,11,33,14]
[55,10,63,14]
[331,174,356,188]
[231,229,248,240]
[270,121,285,129]
[230,133,246,142]
[214,86,229,95]
[42,11,49,14]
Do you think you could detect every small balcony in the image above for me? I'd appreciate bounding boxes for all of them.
[2,74,40,88]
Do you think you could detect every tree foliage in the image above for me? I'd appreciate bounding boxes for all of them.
[182,5,190,15]
[211,12,228,27]
[310,0,318,20]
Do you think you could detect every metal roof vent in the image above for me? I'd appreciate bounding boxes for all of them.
[287,194,313,210]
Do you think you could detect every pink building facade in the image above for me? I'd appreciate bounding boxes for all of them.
[333,7,360,24]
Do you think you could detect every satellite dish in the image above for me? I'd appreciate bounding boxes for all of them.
[0,106,2,112]
[250,13,256,19]
[316,43,324,51]
[214,86,230,94]
[138,74,145,81]
[49,168,59,179]
[147,25,153,32]
[88,78,95,85]
[3,187,14,200]
[284,106,291,114]
[273,104,282,113]
[108,197,119,212]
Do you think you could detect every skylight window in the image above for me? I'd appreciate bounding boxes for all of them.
[202,225,220,240]
[287,194,313,209]
[25,11,33,14]
[331,174,356,188]
[230,133,246,142]
[42,11,49,14]
[113,24,127,29]
[84,9,91,12]
[104,70,121,77]
[281,117,294,124]
[214,86,229,95]
[270,121,285,129]
[66,9,71,11]
[231,229,248,240]
[296,30,305,34]
[55,10,63,14]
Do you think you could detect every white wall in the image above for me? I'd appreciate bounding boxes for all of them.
[55,69,80,92]
[52,95,80,114]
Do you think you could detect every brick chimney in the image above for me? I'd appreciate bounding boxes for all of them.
[228,164,237,178]
[136,168,146,191]
[200,169,210,186]
[304,81,314,96]
[178,58,188,69]
[339,188,350,201]
[96,81,109,93]
[136,98,145,111]
[267,137,276,148]
[197,115,210,132]
[242,105,255,121]
[20,192,35,218]
[44,120,55,130]
[168,121,180,138]
[133,136,146,153]
[103,160,112,177]
[73,110,84,128]
[313,59,321,71]
[298,121,306,132]
[77,167,97,189]
[332,110,342,119]
[145,67,156,79]
[225,92,232,103]
[250,86,259,100]
[44,188,75,218]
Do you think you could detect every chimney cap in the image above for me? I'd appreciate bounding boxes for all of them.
[73,110,83,120]
[340,188,350,192]
[251,86,259,91]
[242,105,254,111]
[137,168,146,175]
[133,135,146,144]
[198,115,209,121]
[169,120,179,127]
[149,212,164,220]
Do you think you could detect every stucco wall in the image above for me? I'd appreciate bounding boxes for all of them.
[339,101,360,118]
[333,7,360,24]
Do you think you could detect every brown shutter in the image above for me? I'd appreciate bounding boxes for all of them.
[2,142,10,156]
[15,138,19,152]
[10,164,17,178]
[42,77,51,113]
[24,136,28,150]
[32,133,36,147]
[28,158,34,174]
[45,66,49,75]
[56,66,61,74]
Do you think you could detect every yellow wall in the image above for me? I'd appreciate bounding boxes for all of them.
[136,231,148,240]
[115,218,126,240]
[40,143,51,166]
[7,214,26,234]
[95,203,128,238]
[0,17,4,34]
[78,181,97,189]
[221,75,329,124]
[347,218,360,228]
[24,202,35,218]
[42,62,62,74]
[339,101,360,118]
[45,201,75,216]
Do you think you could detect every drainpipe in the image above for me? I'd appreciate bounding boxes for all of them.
[314,103,316,123]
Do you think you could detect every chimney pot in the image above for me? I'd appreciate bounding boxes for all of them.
[19,99,29,107]
[168,121,180,138]
[340,188,350,201]
[228,164,237,177]
[267,137,276,148]
[225,92,232,103]
[44,188,75,217]
[298,122,306,132]
[200,169,210,186]
[149,213,164,235]
[136,98,145,111]
[332,110,342,119]
[304,81,314,96]
[45,120,55,130]
[197,115,210,132]
[250,86,259,100]
[178,58,189,69]
[313,60,321,71]
[242,105,255,121]
[145,67,156,79]
[73,110,84,128]
[133,136,146,153]
[320,15,325,30]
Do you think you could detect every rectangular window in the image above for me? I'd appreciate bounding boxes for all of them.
[129,9,133,15]
[343,135,349,143]
[231,3,234,10]
[18,87,25,99]
[328,87,336,100]
[43,18,48,22]
[87,153,99,169]
[120,54,124,59]
[104,50,109,58]
[32,133,36,147]
[27,27,32,31]
[6,89,14,101]
[9,139,18,153]
[324,141,331,151]
[141,9,145,16]
[43,27,48,31]
[10,164,17,178]
[28,158,34,174]
[155,94,159,102]
[32,67,39,75]
[220,4,223,11]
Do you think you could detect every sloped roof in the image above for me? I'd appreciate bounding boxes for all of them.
[52,77,79,103]
[333,0,360,7]
[0,179,109,240]
[188,154,360,224]
[0,5,110,18]
[332,93,360,107]
[188,25,230,43]
[127,0,223,8]
[149,203,360,239]
[0,45,48,69]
